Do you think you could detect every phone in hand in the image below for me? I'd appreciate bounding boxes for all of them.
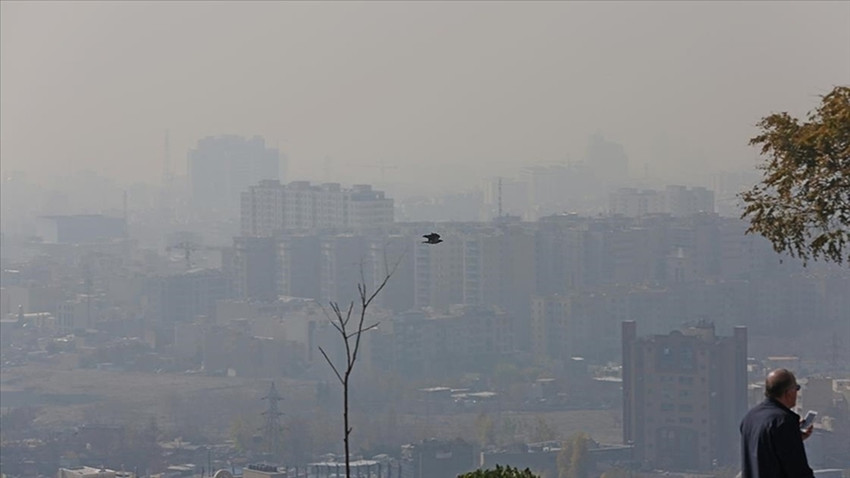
[800,410,817,431]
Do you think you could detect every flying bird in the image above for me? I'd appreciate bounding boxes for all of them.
[423,232,443,244]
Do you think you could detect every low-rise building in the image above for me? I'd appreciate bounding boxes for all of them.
[401,438,476,478]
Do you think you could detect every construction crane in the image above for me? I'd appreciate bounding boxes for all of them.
[166,241,198,269]
[365,160,399,182]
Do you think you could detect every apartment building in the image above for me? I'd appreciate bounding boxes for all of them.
[530,288,627,364]
[189,134,281,213]
[319,234,369,305]
[462,226,536,316]
[377,306,518,378]
[155,268,228,324]
[367,234,416,312]
[241,179,286,237]
[609,186,714,218]
[622,320,747,471]
[414,232,464,311]
[232,236,278,301]
[347,184,394,231]
[240,180,393,236]
[277,234,321,300]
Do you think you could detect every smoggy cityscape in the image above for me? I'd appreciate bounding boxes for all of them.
[1,2,849,478]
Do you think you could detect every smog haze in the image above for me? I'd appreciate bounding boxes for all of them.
[2,1,848,190]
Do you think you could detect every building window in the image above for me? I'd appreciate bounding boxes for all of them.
[680,345,695,370]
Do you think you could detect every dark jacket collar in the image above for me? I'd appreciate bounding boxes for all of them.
[764,397,798,416]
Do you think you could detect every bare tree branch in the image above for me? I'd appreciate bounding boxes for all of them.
[329,318,344,336]
[318,346,343,385]
[346,322,379,340]
[318,246,405,478]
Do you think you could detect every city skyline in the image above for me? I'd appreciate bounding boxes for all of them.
[2,1,848,190]
[1,2,849,476]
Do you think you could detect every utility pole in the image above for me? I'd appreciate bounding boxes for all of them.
[83,260,94,329]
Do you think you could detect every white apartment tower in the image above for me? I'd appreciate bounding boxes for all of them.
[347,184,394,231]
[241,180,286,237]
[240,181,394,236]
[609,186,715,218]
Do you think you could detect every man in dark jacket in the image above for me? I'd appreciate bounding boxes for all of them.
[740,368,814,478]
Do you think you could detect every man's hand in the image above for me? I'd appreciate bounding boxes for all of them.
[801,424,814,441]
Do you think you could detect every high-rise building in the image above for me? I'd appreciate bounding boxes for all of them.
[665,185,715,217]
[156,269,228,324]
[316,182,346,230]
[609,186,715,218]
[367,234,415,312]
[283,181,317,231]
[534,214,589,295]
[530,288,627,364]
[462,226,536,316]
[347,184,394,231]
[240,181,393,235]
[622,320,747,471]
[277,234,321,300]
[414,232,464,311]
[233,236,278,301]
[188,135,282,213]
[609,188,666,217]
[319,234,369,305]
[519,164,573,220]
[379,306,517,378]
[241,179,286,237]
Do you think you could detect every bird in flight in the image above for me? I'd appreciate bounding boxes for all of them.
[423,232,443,244]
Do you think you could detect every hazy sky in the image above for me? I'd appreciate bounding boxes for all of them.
[2,1,848,189]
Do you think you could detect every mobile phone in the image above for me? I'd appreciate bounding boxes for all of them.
[800,410,817,431]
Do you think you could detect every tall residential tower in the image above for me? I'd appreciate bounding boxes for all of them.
[622,320,747,471]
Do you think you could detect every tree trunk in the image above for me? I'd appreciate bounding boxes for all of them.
[344,374,350,478]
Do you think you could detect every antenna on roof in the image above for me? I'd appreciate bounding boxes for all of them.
[122,190,128,237]
[498,177,503,218]
[163,129,172,186]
